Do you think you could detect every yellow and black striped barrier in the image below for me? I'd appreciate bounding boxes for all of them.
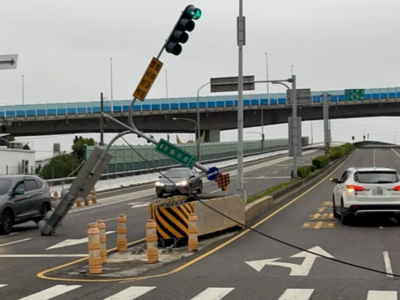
[325,143,330,155]
[148,196,194,240]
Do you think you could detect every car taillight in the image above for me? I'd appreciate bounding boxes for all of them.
[346,185,364,192]
[393,186,400,191]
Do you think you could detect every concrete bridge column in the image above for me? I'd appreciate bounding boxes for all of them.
[204,129,220,142]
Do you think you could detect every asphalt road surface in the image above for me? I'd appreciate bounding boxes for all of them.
[3,147,399,299]
[0,150,323,300]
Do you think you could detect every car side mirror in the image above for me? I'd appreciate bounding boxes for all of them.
[330,178,340,184]
[13,189,24,196]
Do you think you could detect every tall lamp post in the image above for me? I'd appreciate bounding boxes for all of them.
[248,131,264,152]
[196,81,210,151]
[363,123,369,141]
[262,52,270,147]
[173,117,200,161]
[395,130,400,144]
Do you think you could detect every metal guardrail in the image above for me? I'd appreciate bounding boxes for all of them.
[46,145,300,187]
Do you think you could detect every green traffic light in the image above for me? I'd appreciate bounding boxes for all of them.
[191,8,202,20]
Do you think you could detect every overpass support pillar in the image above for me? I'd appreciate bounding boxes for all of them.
[288,117,302,157]
[204,130,220,143]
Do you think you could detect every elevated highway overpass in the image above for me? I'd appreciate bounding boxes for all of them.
[1,86,400,139]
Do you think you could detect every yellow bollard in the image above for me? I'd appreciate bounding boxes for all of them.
[76,197,82,207]
[188,213,198,252]
[91,186,97,204]
[84,197,89,206]
[88,223,102,274]
[52,191,59,202]
[146,219,158,264]
[117,214,127,252]
[96,220,107,264]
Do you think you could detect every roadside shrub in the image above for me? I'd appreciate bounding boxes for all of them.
[339,143,354,154]
[297,165,315,179]
[312,155,329,169]
[328,147,343,161]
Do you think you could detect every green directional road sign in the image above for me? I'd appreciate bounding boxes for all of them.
[345,89,365,101]
[155,138,197,169]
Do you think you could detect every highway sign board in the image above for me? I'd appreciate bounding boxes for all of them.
[210,75,255,93]
[0,54,18,70]
[345,89,365,101]
[133,57,163,101]
[206,166,219,181]
[156,138,197,168]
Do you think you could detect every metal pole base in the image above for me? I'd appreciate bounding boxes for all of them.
[236,187,247,202]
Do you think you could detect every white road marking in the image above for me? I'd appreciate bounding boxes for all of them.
[103,286,156,300]
[273,171,278,174]
[0,238,32,248]
[0,284,8,288]
[284,167,288,169]
[18,284,81,300]
[383,251,394,278]
[190,288,234,300]
[278,288,314,300]
[373,148,376,166]
[367,290,397,300]
[301,161,304,163]
[210,190,220,194]
[46,231,115,250]
[0,254,88,258]
[391,147,400,158]
[103,217,118,222]
[0,232,20,239]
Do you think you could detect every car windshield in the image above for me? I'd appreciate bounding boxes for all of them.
[164,169,190,178]
[354,171,400,184]
[0,178,12,196]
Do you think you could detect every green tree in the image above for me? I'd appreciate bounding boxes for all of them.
[39,153,81,179]
[72,137,95,160]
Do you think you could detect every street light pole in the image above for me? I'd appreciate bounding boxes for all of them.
[21,74,24,105]
[395,130,400,144]
[110,58,114,114]
[262,52,269,151]
[196,82,210,158]
[363,123,369,141]
[291,75,298,178]
[165,69,169,98]
[173,117,200,161]
[237,0,246,201]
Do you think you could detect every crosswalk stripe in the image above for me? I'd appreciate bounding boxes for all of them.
[278,289,314,300]
[102,286,156,300]
[367,291,397,300]
[190,288,235,300]
[18,285,81,300]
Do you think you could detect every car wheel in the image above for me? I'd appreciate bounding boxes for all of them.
[341,200,350,225]
[197,182,203,194]
[33,203,51,224]
[0,210,14,235]
[332,195,340,219]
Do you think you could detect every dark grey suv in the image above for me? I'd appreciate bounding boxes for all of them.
[0,175,53,235]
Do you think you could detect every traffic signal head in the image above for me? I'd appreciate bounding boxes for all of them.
[165,5,202,56]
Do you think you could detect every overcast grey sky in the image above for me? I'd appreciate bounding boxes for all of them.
[1,0,400,158]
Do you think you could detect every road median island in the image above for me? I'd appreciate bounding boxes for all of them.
[245,143,356,224]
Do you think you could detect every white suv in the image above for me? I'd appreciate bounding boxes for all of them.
[331,167,400,225]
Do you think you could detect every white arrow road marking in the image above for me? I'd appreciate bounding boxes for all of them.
[46,231,115,250]
[367,291,397,300]
[278,289,314,300]
[0,284,8,288]
[245,246,334,276]
[128,202,149,209]
[0,238,31,248]
[18,284,81,300]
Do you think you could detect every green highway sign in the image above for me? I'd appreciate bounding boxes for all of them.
[345,89,365,101]
[155,138,197,168]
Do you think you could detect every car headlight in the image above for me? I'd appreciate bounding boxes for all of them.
[155,182,165,187]
[178,181,188,186]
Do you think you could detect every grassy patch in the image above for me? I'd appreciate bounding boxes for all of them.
[247,180,297,204]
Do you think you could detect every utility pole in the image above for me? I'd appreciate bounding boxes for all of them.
[110,58,114,114]
[22,75,25,105]
[100,92,104,146]
[237,0,246,201]
[291,75,298,178]
[323,92,330,155]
